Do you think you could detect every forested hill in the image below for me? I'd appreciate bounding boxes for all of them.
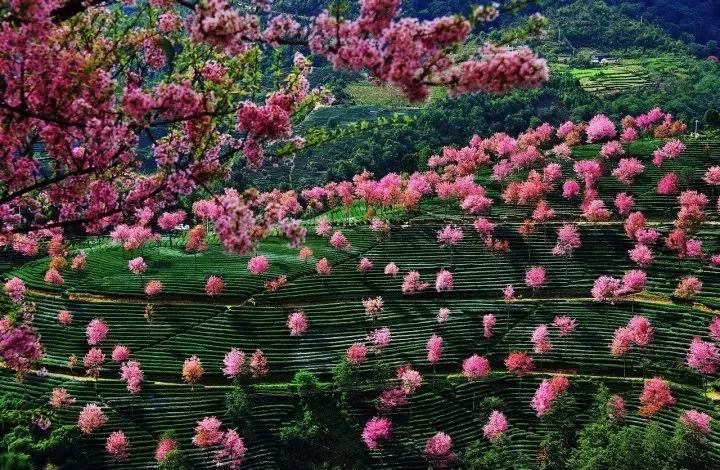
[605,0,720,57]
[274,0,719,57]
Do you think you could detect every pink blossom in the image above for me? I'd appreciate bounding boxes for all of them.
[628,316,654,347]
[424,432,456,468]
[610,327,634,357]
[709,317,720,342]
[503,285,516,303]
[347,342,368,365]
[44,269,64,285]
[462,354,490,380]
[287,311,309,336]
[562,179,581,199]
[525,266,546,290]
[531,324,552,354]
[378,387,407,410]
[83,347,105,374]
[362,416,392,450]
[358,257,374,272]
[205,275,224,296]
[620,127,638,142]
[247,255,269,275]
[298,246,313,260]
[315,258,331,275]
[222,348,246,379]
[437,225,464,247]
[368,327,391,352]
[49,388,75,408]
[504,352,534,375]
[591,276,622,302]
[155,437,178,462]
[639,377,675,417]
[674,276,702,299]
[86,319,109,345]
[680,410,712,435]
[435,269,454,292]
[214,429,246,469]
[703,166,720,186]
[552,316,577,336]
[609,395,626,420]
[144,280,163,296]
[586,114,617,142]
[601,140,624,159]
[363,297,384,319]
[652,139,685,166]
[402,271,429,294]
[427,334,443,363]
[657,172,679,194]
[192,417,224,448]
[612,158,644,184]
[120,360,144,394]
[78,404,107,434]
[686,337,719,374]
[473,217,495,237]
[614,192,635,216]
[531,376,570,416]
[57,310,73,326]
[437,307,451,324]
[582,199,611,222]
[483,314,496,338]
[398,366,423,393]
[629,244,654,267]
[71,251,87,270]
[635,228,659,245]
[686,239,704,259]
[157,210,186,231]
[112,345,131,362]
[621,269,646,294]
[330,230,351,250]
[384,262,399,277]
[250,349,268,378]
[4,278,26,303]
[128,257,147,275]
[182,355,204,386]
[483,410,509,442]
[106,431,129,461]
[315,218,332,237]
[552,224,581,256]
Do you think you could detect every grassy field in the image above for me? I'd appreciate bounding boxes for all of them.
[2,139,720,468]
[553,55,688,95]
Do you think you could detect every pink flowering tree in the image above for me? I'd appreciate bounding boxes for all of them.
[463,354,491,409]
[437,224,463,265]
[0,0,549,259]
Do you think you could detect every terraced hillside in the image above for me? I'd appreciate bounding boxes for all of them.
[2,138,720,468]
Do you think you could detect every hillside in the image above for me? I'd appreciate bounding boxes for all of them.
[3,135,720,468]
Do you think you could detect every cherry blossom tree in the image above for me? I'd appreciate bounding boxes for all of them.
[424,432,456,468]
[639,377,675,417]
[0,0,550,263]
[483,410,509,443]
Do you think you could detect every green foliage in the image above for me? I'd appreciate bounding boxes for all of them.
[291,370,321,406]
[705,109,720,129]
[538,393,578,470]
[0,394,82,469]
[157,449,189,470]
[568,385,619,469]
[225,385,252,432]
[279,409,324,469]
[463,436,532,470]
